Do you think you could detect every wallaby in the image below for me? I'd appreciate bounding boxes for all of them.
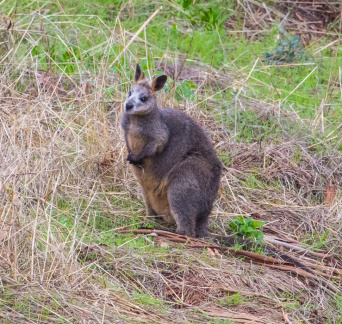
[121,64,222,238]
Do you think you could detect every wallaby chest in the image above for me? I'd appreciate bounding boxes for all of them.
[126,119,145,155]
[124,114,169,156]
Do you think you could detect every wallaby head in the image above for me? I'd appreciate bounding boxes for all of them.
[124,64,167,115]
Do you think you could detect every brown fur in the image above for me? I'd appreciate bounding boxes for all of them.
[126,119,147,155]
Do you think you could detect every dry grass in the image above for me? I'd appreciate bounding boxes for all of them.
[231,0,342,43]
[0,2,341,323]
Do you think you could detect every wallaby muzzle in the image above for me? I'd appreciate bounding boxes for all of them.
[125,102,134,111]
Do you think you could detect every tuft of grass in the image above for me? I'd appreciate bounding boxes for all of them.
[218,292,249,307]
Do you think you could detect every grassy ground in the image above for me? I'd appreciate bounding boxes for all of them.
[0,0,342,323]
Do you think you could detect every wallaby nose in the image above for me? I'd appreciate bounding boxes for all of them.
[125,102,134,111]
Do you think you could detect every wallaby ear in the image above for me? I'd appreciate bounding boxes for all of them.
[134,64,145,82]
[151,75,167,92]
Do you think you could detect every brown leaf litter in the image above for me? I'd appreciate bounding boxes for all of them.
[108,227,339,323]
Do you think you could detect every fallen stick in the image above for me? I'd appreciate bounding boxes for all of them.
[267,264,340,293]
[303,262,342,276]
[265,237,334,259]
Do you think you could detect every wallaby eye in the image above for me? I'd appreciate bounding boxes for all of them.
[140,96,148,102]
[128,91,132,97]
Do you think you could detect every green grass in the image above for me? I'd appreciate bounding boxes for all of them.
[0,291,67,323]
[132,291,167,310]
[218,292,251,307]
[217,109,288,144]
[3,0,342,125]
[302,230,338,252]
[42,196,175,254]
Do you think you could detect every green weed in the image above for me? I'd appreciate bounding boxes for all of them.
[212,320,234,324]
[219,292,248,307]
[132,291,167,310]
[302,230,335,251]
[229,216,265,241]
[266,31,305,64]
[197,4,236,31]
[175,0,192,10]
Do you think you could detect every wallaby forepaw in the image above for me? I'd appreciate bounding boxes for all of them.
[127,158,143,165]
[127,153,143,165]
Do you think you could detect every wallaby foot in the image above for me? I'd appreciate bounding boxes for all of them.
[196,224,208,238]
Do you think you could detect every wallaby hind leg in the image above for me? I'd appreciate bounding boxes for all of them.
[167,184,201,237]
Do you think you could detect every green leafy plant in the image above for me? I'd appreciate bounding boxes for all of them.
[176,0,192,10]
[174,1,235,31]
[139,57,155,72]
[229,216,265,241]
[175,80,197,101]
[199,5,236,31]
[162,77,198,102]
[266,34,305,64]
